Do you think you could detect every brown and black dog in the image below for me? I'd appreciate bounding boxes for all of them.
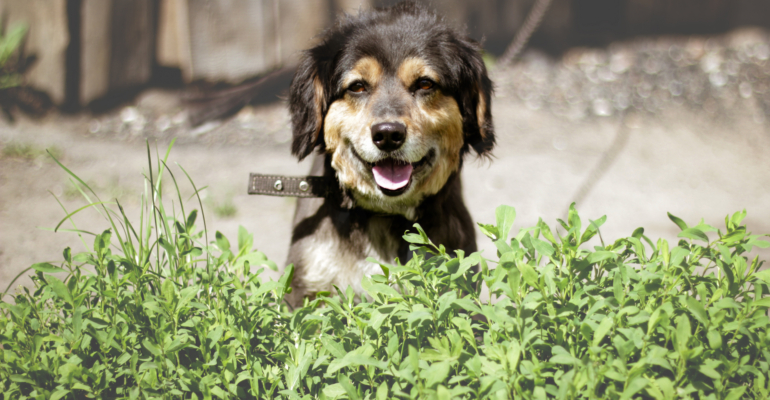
[285,2,494,307]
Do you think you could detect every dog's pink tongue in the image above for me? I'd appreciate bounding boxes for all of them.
[372,158,413,190]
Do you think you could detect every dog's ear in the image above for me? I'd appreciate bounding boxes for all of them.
[456,42,495,156]
[289,52,329,160]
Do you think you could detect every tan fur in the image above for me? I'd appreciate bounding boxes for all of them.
[312,76,325,143]
[414,96,464,196]
[397,57,440,86]
[342,57,384,89]
[476,85,488,140]
[323,56,465,219]
[291,216,399,300]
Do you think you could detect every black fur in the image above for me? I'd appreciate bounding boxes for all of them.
[284,2,495,307]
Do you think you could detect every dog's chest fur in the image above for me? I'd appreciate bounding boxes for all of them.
[290,206,403,297]
[284,154,477,306]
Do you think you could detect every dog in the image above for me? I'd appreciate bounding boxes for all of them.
[284,2,494,307]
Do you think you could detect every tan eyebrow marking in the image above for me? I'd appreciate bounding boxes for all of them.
[341,57,384,89]
[397,57,440,87]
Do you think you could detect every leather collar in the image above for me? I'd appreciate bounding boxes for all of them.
[248,173,331,198]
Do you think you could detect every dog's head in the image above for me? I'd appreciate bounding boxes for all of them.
[290,2,494,217]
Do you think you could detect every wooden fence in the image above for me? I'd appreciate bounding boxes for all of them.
[1,0,768,108]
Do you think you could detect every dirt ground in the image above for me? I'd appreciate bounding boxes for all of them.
[2,31,770,295]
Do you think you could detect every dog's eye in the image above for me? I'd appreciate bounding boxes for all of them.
[348,82,366,93]
[417,78,434,91]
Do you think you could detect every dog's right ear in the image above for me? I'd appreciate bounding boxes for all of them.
[289,53,329,160]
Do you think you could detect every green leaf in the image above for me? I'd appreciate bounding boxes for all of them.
[678,227,709,242]
[675,315,691,356]
[279,264,295,297]
[207,326,224,344]
[452,317,476,347]
[159,236,175,257]
[361,278,400,299]
[613,272,625,304]
[215,231,231,253]
[699,364,721,380]
[748,238,770,249]
[176,286,199,314]
[706,329,722,350]
[530,237,555,257]
[538,219,557,244]
[593,316,614,347]
[143,338,162,356]
[424,361,451,388]
[185,209,198,230]
[10,374,35,384]
[720,227,747,245]
[436,291,458,320]
[667,212,688,231]
[685,296,709,327]
[549,353,578,365]
[567,203,582,235]
[408,310,433,328]
[453,298,482,315]
[210,386,228,399]
[519,263,539,288]
[495,205,516,242]
[323,383,347,399]
[724,386,747,400]
[327,353,386,376]
[753,297,770,308]
[452,252,480,280]
[47,276,73,305]
[32,263,66,274]
[142,301,164,314]
[73,308,83,337]
[338,374,361,400]
[49,389,71,400]
[321,336,347,359]
[587,251,617,264]
[755,268,770,284]
[376,381,389,400]
[94,229,111,256]
[717,260,736,289]
[620,377,648,400]
[0,23,28,64]
[477,223,499,240]
[670,246,689,267]
[237,225,253,253]
[507,340,521,371]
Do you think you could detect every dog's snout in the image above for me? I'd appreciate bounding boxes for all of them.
[371,122,406,152]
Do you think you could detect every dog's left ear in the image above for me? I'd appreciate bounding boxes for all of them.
[289,51,330,160]
[456,42,495,156]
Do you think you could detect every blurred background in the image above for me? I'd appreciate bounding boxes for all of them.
[1,0,769,290]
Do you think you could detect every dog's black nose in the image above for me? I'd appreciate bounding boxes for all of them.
[371,122,406,152]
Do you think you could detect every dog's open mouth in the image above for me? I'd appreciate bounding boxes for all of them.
[355,150,433,196]
[372,159,412,191]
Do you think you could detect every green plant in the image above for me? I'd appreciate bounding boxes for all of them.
[62,177,134,202]
[205,192,238,219]
[0,21,52,120]
[1,141,63,163]
[0,21,28,90]
[1,143,769,399]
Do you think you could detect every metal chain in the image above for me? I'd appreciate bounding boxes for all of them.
[499,0,554,65]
